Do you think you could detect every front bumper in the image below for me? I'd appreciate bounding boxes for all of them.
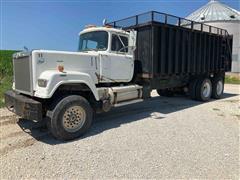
[4,90,42,121]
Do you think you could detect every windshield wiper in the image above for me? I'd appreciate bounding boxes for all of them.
[80,48,98,52]
[80,48,106,52]
[87,48,98,52]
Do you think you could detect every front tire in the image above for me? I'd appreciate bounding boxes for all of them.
[47,95,93,140]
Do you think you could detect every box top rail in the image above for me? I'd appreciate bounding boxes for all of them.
[106,11,229,36]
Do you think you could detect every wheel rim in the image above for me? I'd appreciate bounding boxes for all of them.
[216,80,223,95]
[202,81,211,98]
[62,106,86,133]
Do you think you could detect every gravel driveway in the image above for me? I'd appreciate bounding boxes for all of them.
[0,84,239,179]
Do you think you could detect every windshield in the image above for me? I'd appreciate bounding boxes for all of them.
[79,31,108,51]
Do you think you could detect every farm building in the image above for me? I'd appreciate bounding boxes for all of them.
[186,0,240,72]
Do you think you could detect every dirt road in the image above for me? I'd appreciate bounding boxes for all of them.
[0,84,239,179]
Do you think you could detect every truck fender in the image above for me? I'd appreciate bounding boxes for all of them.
[34,70,100,100]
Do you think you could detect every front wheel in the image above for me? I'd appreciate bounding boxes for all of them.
[47,95,93,140]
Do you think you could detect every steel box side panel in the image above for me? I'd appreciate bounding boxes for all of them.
[225,36,233,71]
[134,22,231,82]
[135,26,152,75]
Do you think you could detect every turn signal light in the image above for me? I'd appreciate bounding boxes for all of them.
[58,65,64,72]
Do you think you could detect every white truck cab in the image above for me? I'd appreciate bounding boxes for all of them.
[12,26,138,101]
[5,25,141,140]
[79,26,135,83]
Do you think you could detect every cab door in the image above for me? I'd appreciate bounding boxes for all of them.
[99,53,111,82]
[108,34,134,82]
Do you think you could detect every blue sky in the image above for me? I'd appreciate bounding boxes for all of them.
[1,0,239,51]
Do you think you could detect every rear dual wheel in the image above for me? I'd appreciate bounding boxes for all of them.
[211,77,224,99]
[195,78,212,101]
[189,78,212,101]
[189,76,224,101]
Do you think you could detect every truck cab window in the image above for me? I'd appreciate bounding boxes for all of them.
[79,31,108,51]
[111,34,128,53]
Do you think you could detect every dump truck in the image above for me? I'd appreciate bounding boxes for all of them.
[5,11,233,140]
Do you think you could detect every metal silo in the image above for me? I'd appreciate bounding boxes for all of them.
[186,0,240,72]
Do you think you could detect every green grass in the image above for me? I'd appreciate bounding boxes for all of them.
[0,76,13,107]
[0,50,18,107]
[0,50,17,78]
[225,75,240,84]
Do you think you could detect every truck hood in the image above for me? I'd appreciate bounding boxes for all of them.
[31,49,99,91]
[32,49,99,56]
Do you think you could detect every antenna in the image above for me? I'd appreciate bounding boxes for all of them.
[23,46,28,52]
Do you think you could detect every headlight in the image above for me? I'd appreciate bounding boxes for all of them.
[38,79,48,87]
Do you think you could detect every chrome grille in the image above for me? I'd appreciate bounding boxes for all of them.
[13,54,32,94]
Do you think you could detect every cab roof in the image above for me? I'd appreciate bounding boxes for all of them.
[79,26,129,36]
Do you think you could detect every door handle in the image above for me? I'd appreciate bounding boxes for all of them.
[100,54,108,57]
